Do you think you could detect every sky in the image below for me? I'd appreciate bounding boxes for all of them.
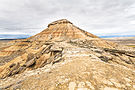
[0,0,135,36]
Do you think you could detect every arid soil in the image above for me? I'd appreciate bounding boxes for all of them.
[104,37,135,48]
[0,19,135,90]
[0,40,12,48]
[0,41,135,90]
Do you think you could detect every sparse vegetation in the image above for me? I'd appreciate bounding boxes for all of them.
[127,45,135,48]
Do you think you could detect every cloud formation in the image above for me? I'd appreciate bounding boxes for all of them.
[0,0,135,36]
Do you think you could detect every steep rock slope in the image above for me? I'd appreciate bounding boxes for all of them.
[0,19,135,90]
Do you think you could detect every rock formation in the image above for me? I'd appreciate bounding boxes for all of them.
[0,19,135,90]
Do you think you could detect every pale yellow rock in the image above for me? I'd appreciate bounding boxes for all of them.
[109,79,122,88]
[133,85,135,88]
[69,82,76,90]
[85,81,95,90]
[102,80,113,86]
[126,83,131,87]
[78,82,85,88]
[124,78,131,82]
[77,88,89,90]
[104,87,118,90]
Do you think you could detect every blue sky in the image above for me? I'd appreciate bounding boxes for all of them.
[0,0,135,36]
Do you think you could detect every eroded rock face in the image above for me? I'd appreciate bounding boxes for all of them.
[0,19,135,90]
[0,43,63,79]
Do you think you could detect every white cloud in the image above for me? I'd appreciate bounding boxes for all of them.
[0,0,135,36]
[130,20,135,24]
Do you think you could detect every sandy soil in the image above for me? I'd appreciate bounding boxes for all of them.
[0,40,12,51]
[0,40,13,48]
[104,37,135,47]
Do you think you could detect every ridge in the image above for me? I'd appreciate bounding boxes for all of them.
[48,19,72,27]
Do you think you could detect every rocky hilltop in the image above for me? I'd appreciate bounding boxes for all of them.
[0,19,135,90]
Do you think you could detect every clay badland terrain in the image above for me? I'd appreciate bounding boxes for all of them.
[0,19,135,90]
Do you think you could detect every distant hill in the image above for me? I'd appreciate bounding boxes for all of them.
[0,34,134,39]
[99,35,135,38]
[0,34,31,39]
